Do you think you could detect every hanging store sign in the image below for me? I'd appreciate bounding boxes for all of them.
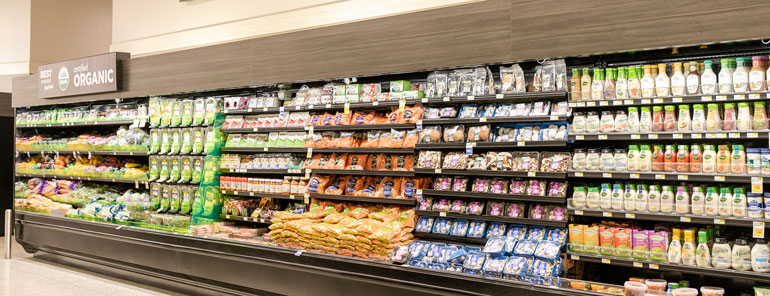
[38,52,129,99]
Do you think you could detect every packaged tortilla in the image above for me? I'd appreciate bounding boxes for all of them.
[377,153,393,170]
[170,129,182,154]
[324,176,347,195]
[180,156,192,183]
[169,186,180,213]
[160,129,170,154]
[191,157,204,184]
[170,156,181,182]
[306,174,331,194]
[392,154,415,171]
[150,129,160,153]
[170,99,182,127]
[158,156,170,182]
[192,128,204,154]
[149,156,160,181]
[180,128,192,154]
[346,154,367,170]
[375,177,401,198]
[345,176,365,195]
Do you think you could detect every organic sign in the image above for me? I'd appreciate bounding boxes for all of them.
[38,52,128,99]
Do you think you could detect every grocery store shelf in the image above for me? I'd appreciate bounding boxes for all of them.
[221,190,306,201]
[567,252,770,283]
[415,210,567,227]
[222,100,417,115]
[421,91,567,105]
[569,131,769,141]
[15,172,148,185]
[219,214,272,224]
[420,115,568,125]
[415,141,566,150]
[309,193,416,205]
[568,92,770,108]
[307,169,415,177]
[312,148,415,154]
[568,208,770,228]
[568,170,768,183]
[419,189,566,203]
[415,168,566,179]
[219,168,304,175]
[312,124,415,131]
[413,232,488,245]
[16,150,150,156]
[222,126,305,133]
[16,120,138,128]
[220,147,307,153]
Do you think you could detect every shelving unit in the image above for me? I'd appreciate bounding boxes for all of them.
[415,210,567,227]
[306,169,414,177]
[219,214,272,224]
[415,141,567,150]
[568,208,770,228]
[568,92,770,108]
[420,116,568,125]
[16,119,138,128]
[308,193,416,205]
[420,91,568,105]
[220,190,305,201]
[220,147,306,153]
[15,172,148,185]
[569,131,769,141]
[568,170,768,183]
[223,126,305,133]
[219,168,304,175]
[419,189,566,203]
[16,150,150,156]
[413,232,488,245]
[415,168,566,179]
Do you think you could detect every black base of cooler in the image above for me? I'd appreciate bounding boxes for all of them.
[15,212,588,296]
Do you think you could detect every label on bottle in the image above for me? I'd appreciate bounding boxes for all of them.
[686,74,700,94]
[734,71,749,92]
[750,71,765,91]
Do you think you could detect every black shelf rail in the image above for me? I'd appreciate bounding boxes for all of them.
[220,147,307,153]
[567,252,770,283]
[222,99,414,115]
[415,168,567,179]
[219,168,304,175]
[568,92,770,108]
[15,172,148,185]
[421,91,568,105]
[569,131,769,141]
[415,141,567,150]
[219,214,272,224]
[306,169,415,177]
[223,126,306,133]
[568,208,770,228]
[16,119,138,128]
[309,193,416,205]
[569,170,769,183]
[16,150,150,156]
[312,148,415,154]
[419,115,568,125]
[419,189,566,204]
[221,190,306,201]
[413,232,488,245]
[312,124,416,131]
[415,210,567,227]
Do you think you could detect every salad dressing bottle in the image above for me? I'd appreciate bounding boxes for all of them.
[668,228,682,264]
[691,186,705,215]
[655,63,671,96]
[611,183,624,210]
[615,67,629,99]
[750,56,767,92]
[718,59,733,94]
[628,66,642,98]
[704,186,719,216]
[670,62,686,96]
[570,68,581,101]
[603,68,616,100]
[701,60,717,95]
[635,184,649,212]
[641,65,656,98]
[733,57,750,93]
[580,68,591,101]
[686,62,701,95]
[675,185,690,214]
[733,187,747,217]
[648,184,661,212]
[681,229,696,266]
[660,185,675,213]
[718,187,732,217]
[623,183,636,211]
[599,183,612,209]
[695,231,711,267]
[591,68,604,100]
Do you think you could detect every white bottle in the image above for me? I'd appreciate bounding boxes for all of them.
[611,183,624,210]
[660,185,675,213]
[711,238,732,269]
[695,231,711,267]
[624,184,636,211]
[751,239,770,273]
[641,65,656,98]
[705,187,719,216]
[718,59,734,94]
[668,228,683,264]
[670,62,686,96]
[655,64,671,96]
[635,185,649,212]
[616,67,629,99]
[599,183,612,209]
[718,187,732,217]
[733,58,750,93]
[675,186,690,214]
[732,238,752,271]
[691,186,705,215]
[701,60,718,95]
[733,188,747,217]
[648,185,661,212]
[681,229,696,266]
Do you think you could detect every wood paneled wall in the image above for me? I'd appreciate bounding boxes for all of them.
[13,0,770,107]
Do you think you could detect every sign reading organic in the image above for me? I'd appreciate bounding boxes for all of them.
[38,52,129,99]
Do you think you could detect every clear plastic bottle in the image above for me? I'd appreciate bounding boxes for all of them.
[660,185,675,213]
[639,145,652,172]
[691,186,705,215]
[750,56,767,92]
[670,62,686,96]
[614,148,627,172]
[695,231,711,267]
[733,187,747,217]
[627,107,640,132]
[624,183,636,211]
[702,145,717,173]
[639,106,652,132]
[591,68,604,100]
[704,186,719,216]
[675,185,690,214]
[681,229,696,266]
[668,228,682,264]
[614,110,628,132]
[641,65,656,98]
[691,104,706,131]
[701,60,717,95]
[604,68,616,100]
[636,184,649,212]
[580,68,592,101]
[737,102,752,131]
[711,237,731,269]
[718,187,732,217]
[628,65,642,98]
[733,238,752,271]
[751,239,770,273]
[586,186,601,209]
[733,57,750,93]
[600,111,615,133]
[627,145,640,171]
[611,183,624,210]
[599,183,612,209]
[572,186,587,208]
[587,148,601,171]
[586,111,600,133]
[601,148,615,171]
[686,62,701,95]
[615,67,629,99]
[705,103,721,131]
[718,59,733,94]
[648,184,661,212]
[677,104,691,132]
[655,63,671,96]
[754,101,768,130]
[749,192,764,219]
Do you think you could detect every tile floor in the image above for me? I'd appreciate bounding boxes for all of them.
[0,236,181,296]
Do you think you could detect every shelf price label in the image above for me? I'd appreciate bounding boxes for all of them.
[571,255,580,260]
[655,174,666,180]
[624,99,634,105]
[611,100,621,106]
[735,94,746,100]
[672,97,683,103]
[633,262,643,268]
[648,134,658,139]
[479,117,487,123]
[517,141,525,146]
[399,99,406,111]
[465,143,474,155]
[467,95,475,101]
[678,175,688,181]
[649,263,659,270]
[754,221,766,238]
[344,102,350,114]
[442,96,451,102]
[641,99,651,104]
[550,115,559,120]
[495,94,505,99]
[705,133,716,139]
[680,217,691,222]
[602,212,612,217]
[750,93,761,99]
[601,258,611,264]
[625,213,636,219]
[752,177,764,193]
[748,132,759,138]
[416,189,423,198]
[691,133,702,139]
[714,219,725,225]
[372,101,379,106]
[569,103,577,107]
[701,96,712,102]
[576,102,585,107]
[630,173,640,179]
[574,210,584,215]
[716,95,727,101]
[653,98,664,104]
[587,101,597,106]
[599,101,608,106]
[306,148,313,158]
[603,173,612,178]
[631,134,641,139]
[439,212,447,217]
[574,172,584,177]
[714,176,725,182]
[576,135,585,140]
[598,135,608,140]
[729,132,740,138]
[673,134,683,139]
[416,120,423,131]
[528,172,537,177]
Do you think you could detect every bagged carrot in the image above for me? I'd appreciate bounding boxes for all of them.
[346,154,368,170]
[375,153,392,170]
[324,176,348,195]
[375,177,401,199]
[392,154,415,171]
[402,129,418,148]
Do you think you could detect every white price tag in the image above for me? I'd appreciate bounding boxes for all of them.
[631,134,641,139]
[655,174,666,180]
[673,133,683,139]
[252,127,259,132]
[649,264,659,270]
[729,132,740,138]
[678,174,688,180]
[717,133,727,138]
[479,117,487,122]
[575,172,584,177]
[714,176,725,181]
[692,133,702,139]
[735,94,746,100]
[576,135,585,140]
[701,96,712,102]
[633,262,643,268]
[344,102,350,114]
[467,95,475,101]
[465,143,474,155]
[705,133,716,139]
[680,216,691,222]
[612,100,622,106]
[602,212,612,217]
[625,213,636,219]
[372,101,379,106]
[517,141,525,146]
[577,102,586,107]
[574,210,584,215]
[648,134,658,139]
[750,93,761,99]
[653,98,664,104]
[439,212,447,217]
[442,96,450,102]
[550,115,559,120]
[295,105,301,110]
[752,177,764,193]
[641,99,651,104]
[587,101,597,106]
[416,120,423,131]
[598,135,608,140]
[599,101,608,106]
[399,99,406,111]
[672,97,682,103]
[603,173,612,178]
[630,173,640,179]
[714,219,725,225]
[435,168,442,174]
[716,95,727,101]
[624,99,633,105]
[569,103,577,107]
[495,94,504,99]
[749,132,759,138]
[308,104,315,110]
[571,255,580,260]
[306,148,313,158]
[601,258,611,264]
[528,172,536,177]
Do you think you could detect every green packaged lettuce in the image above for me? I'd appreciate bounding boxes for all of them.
[148,156,160,181]
[170,128,181,154]
[181,99,194,126]
[169,186,180,213]
[159,184,170,212]
[180,156,192,183]
[158,156,170,182]
[193,98,205,126]
[160,129,170,154]
[204,97,219,125]
[150,129,160,153]
[160,99,171,127]
[192,128,204,154]
[180,186,193,214]
[170,156,181,182]
[181,128,192,154]
[149,97,161,127]
[170,99,182,127]
[191,157,203,184]
[150,183,161,208]
[203,126,215,154]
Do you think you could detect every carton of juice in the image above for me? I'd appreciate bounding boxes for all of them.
[568,224,584,253]
[649,230,669,262]
[632,229,650,260]
[613,228,632,258]
[599,226,615,256]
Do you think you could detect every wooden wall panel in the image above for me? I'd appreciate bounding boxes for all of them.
[13,0,770,107]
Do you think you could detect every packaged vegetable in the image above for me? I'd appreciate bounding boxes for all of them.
[534,241,561,259]
[467,220,487,238]
[415,217,435,233]
[443,125,465,143]
[527,226,546,241]
[431,218,451,235]
[487,201,505,216]
[450,219,470,236]
[487,222,507,238]
[514,240,537,256]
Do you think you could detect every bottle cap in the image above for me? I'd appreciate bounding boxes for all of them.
[698,230,708,243]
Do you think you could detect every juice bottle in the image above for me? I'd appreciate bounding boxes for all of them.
[664,145,677,172]
[716,145,731,174]
[749,56,767,92]
[676,145,690,172]
[689,144,702,173]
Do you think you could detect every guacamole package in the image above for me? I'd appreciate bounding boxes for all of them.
[170,128,182,154]
[170,156,181,182]
[170,99,182,127]
[181,128,192,154]
[193,98,206,126]
[180,156,192,183]
[191,157,204,184]
[181,99,194,126]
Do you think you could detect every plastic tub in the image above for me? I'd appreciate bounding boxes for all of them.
[671,288,698,296]
[699,286,724,296]
[624,281,647,296]
[644,279,667,291]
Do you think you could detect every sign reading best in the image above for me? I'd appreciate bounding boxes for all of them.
[38,52,129,99]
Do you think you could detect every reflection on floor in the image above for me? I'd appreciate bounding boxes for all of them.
[0,237,182,296]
